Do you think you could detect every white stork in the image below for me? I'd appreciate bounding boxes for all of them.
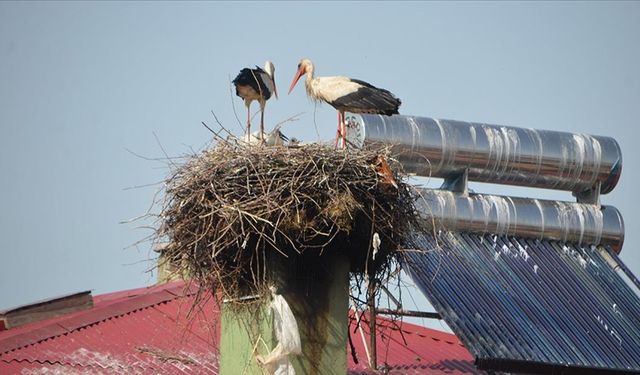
[287,58,401,148]
[243,124,289,146]
[232,61,278,142]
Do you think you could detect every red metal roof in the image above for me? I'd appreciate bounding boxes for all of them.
[347,313,481,374]
[0,281,482,374]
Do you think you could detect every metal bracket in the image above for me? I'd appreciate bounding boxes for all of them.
[440,169,469,196]
[574,181,601,206]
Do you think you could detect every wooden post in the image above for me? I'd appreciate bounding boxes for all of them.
[367,276,377,370]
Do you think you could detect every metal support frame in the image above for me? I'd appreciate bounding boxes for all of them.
[375,308,441,320]
[441,169,469,196]
[574,181,602,206]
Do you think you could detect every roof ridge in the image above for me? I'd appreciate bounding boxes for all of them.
[0,282,194,355]
[0,291,92,315]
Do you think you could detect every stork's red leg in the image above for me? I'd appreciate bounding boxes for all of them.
[339,111,346,149]
[342,113,347,149]
[335,111,342,149]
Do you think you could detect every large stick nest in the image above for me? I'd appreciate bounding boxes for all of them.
[156,141,420,300]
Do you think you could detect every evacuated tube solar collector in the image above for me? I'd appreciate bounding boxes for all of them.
[346,114,625,251]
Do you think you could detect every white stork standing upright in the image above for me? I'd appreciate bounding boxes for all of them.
[287,58,401,148]
[232,61,278,142]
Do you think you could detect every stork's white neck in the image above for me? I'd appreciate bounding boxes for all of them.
[305,61,315,78]
[303,62,316,97]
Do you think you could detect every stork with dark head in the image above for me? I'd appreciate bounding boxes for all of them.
[233,61,278,142]
[287,58,401,148]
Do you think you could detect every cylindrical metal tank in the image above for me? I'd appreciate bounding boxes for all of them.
[345,114,622,194]
[414,189,625,252]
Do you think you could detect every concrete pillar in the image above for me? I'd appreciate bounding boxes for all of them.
[219,303,273,374]
[220,252,350,375]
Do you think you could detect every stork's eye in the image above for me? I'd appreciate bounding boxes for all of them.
[297,63,301,69]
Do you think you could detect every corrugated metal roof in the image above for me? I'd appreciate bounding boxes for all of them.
[404,231,640,374]
[0,280,481,374]
[347,312,483,374]
[0,281,219,374]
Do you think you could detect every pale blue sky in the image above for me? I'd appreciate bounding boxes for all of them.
[0,2,638,314]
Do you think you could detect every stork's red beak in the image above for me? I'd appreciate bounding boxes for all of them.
[288,66,305,95]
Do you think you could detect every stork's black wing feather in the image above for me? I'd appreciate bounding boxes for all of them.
[331,79,401,115]
[232,67,272,99]
[349,78,378,90]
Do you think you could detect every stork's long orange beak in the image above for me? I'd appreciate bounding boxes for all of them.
[288,66,305,95]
